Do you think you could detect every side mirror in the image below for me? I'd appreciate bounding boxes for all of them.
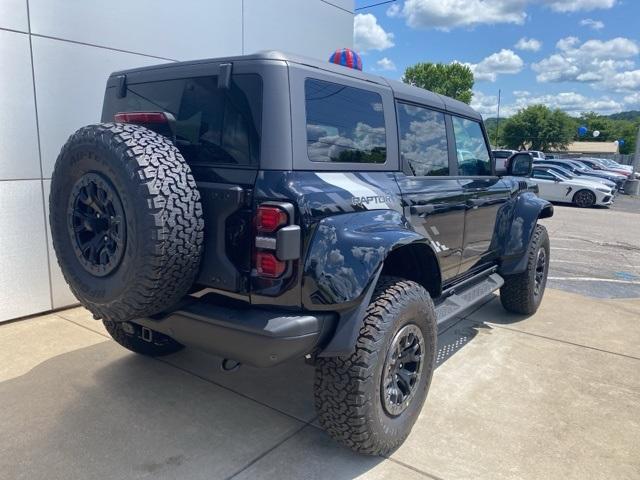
[507,152,533,177]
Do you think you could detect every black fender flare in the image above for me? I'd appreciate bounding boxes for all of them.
[301,209,440,357]
[498,192,553,276]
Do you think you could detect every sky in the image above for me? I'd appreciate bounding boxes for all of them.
[352,0,640,118]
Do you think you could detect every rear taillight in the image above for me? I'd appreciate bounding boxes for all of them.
[114,111,169,124]
[256,206,288,233]
[253,202,299,279]
[255,252,286,278]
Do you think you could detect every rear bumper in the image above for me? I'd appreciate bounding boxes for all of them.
[134,295,337,367]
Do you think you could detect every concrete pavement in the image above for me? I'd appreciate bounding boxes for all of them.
[1,286,639,480]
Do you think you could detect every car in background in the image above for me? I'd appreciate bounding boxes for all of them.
[574,157,631,178]
[534,159,626,190]
[492,149,518,171]
[597,158,638,178]
[531,166,614,208]
[534,163,618,191]
[526,151,546,160]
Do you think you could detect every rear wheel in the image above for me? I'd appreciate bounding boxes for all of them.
[500,225,550,315]
[573,189,596,208]
[314,277,437,455]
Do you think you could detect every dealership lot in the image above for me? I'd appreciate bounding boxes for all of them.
[1,200,639,480]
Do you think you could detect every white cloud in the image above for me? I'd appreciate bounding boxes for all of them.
[386,3,401,17]
[532,37,639,85]
[465,49,524,82]
[515,37,542,52]
[473,90,624,118]
[376,57,397,71]
[580,18,605,30]
[607,69,640,91]
[392,0,616,30]
[471,91,500,117]
[396,0,528,30]
[624,92,640,106]
[354,13,395,52]
[508,90,622,116]
[546,0,616,12]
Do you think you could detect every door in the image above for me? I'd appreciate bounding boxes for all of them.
[450,116,511,274]
[395,102,465,281]
[532,169,562,201]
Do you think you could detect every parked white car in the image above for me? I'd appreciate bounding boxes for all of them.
[531,166,614,208]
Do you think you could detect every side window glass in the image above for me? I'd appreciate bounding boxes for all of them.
[451,116,492,176]
[305,78,386,163]
[397,102,449,176]
[533,170,555,180]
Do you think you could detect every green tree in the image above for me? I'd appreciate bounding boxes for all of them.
[576,112,615,142]
[403,62,474,104]
[501,105,574,151]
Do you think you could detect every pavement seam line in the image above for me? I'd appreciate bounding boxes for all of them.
[56,314,111,339]
[303,422,448,480]
[156,358,312,425]
[223,422,315,480]
[385,457,447,480]
[473,321,640,362]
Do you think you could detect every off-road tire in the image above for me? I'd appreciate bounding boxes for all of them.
[103,320,184,357]
[49,123,204,322]
[314,277,437,455]
[573,189,596,208]
[500,224,550,315]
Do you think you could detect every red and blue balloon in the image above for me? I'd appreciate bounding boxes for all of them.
[329,48,363,71]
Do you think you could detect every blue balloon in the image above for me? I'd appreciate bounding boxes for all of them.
[578,126,588,136]
[618,139,625,146]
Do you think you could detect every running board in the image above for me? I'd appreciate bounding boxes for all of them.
[435,273,504,328]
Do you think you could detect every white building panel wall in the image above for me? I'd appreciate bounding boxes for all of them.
[0,180,51,321]
[243,0,353,59]
[28,0,243,60]
[0,30,41,180]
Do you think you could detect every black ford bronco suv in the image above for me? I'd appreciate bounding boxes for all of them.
[50,51,553,455]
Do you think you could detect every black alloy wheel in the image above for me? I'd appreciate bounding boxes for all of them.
[67,172,126,277]
[381,324,425,416]
[533,248,547,298]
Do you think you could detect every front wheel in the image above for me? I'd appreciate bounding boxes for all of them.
[500,224,550,315]
[573,189,596,208]
[314,277,437,455]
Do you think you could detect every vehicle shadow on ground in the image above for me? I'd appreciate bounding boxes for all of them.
[0,342,389,480]
[0,296,533,479]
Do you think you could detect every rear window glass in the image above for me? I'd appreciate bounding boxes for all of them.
[305,78,386,164]
[105,74,262,167]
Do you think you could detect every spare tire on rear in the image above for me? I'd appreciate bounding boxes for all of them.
[49,123,204,322]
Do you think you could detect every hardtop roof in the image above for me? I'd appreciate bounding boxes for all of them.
[110,50,481,120]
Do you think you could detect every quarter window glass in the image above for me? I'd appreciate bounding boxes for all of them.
[305,78,386,163]
[397,102,448,176]
[451,117,491,176]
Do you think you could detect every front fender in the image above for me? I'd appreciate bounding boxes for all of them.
[302,209,430,309]
[498,191,553,276]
